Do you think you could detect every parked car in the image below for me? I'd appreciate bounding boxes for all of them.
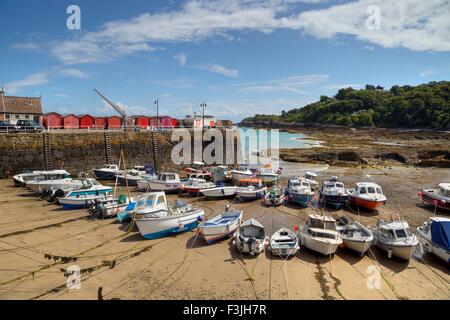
[0,121,19,133]
[16,120,43,133]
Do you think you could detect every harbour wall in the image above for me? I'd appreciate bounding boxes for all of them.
[0,129,240,178]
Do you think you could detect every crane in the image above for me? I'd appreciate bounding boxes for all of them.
[94,88,127,127]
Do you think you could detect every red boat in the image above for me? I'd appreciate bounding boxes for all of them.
[185,161,212,180]
[419,183,450,211]
[347,182,387,211]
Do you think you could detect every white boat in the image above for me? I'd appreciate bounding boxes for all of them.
[230,168,254,181]
[145,172,182,192]
[89,194,133,219]
[347,182,387,211]
[59,185,114,210]
[369,219,419,260]
[133,193,205,239]
[199,206,243,244]
[92,164,121,180]
[236,178,267,201]
[418,183,450,211]
[286,178,314,207]
[27,176,81,194]
[416,217,450,264]
[319,176,348,209]
[182,178,216,196]
[256,165,281,184]
[211,165,231,182]
[303,171,319,190]
[234,218,266,255]
[270,227,299,257]
[263,187,285,206]
[185,161,212,180]
[298,214,343,255]
[336,217,374,256]
[116,167,155,186]
[13,170,71,187]
[200,185,238,199]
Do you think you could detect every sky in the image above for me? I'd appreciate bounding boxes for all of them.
[0,0,449,122]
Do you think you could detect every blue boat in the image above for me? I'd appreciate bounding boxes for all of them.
[319,177,348,209]
[92,164,120,180]
[286,178,314,207]
[59,185,113,209]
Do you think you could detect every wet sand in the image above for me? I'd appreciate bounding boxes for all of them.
[0,164,449,300]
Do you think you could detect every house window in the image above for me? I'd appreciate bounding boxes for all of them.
[34,116,40,122]
[15,115,19,119]
[5,114,10,119]
[25,115,30,119]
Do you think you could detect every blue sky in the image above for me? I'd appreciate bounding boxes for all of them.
[1,0,449,122]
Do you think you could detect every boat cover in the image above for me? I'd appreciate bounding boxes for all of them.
[431,220,450,250]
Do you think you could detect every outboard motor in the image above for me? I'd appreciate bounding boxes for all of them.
[40,188,53,200]
[339,216,349,226]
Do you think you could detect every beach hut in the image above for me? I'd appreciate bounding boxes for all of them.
[148,116,159,128]
[94,117,106,129]
[43,112,62,129]
[160,116,175,128]
[62,114,80,129]
[107,116,122,129]
[79,114,95,129]
[134,115,149,129]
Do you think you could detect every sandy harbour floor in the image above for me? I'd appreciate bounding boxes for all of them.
[0,164,449,300]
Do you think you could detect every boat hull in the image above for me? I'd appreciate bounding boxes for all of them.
[375,242,417,260]
[320,194,348,209]
[147,181,181,192]
[342,238,373,256]
[200,213,242,244]
[93,169,117,180]
[257,174,278,184]
[300,233,341,255]
[416,232,450,264]
[201,187,237,199]
[288,193,313,207]
[117,175,140,186]
[237,188,267,201]
[420,191,450,211]
[348,195,385,210]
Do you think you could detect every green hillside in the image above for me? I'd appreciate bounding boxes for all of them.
[242,81,450,129]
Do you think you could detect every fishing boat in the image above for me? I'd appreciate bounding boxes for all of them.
[13,170,71,187]
[298,214,343,255]
[236,178,267,201]
[199,206,243,244]
[211,165,231,182]
[185,161,212,180]
[59,184,114,210]
[270,227,300,257]
[234,218,266,255]
[181,178,216,196]
[319,177,348,209]
[416,217,450,264]
[286,178,314,207]
[418,183,450,211]
[200,183,238,199]
[369,219,419,260]
[144,172,182,192]
[92,164,121,180]
[133,193,205,239]
[263,187,285,206]
[347,182,386,210]
[256,164,281,184]
[303,171,319,190]
[336,217,374,256]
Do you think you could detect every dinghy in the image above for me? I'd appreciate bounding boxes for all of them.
[200,183,238,199]
[418,183,450,211]
[236,178,267,201]
[270,227,299,257]
[234,218,266,255]
[336,217,374,256]
[416,217,450,264]
[263,187,285,206]
[369,219,419,260]
[298,214,343,255]
[319,177,348,209]
[286,178,314,207]
[347,182,386,210]
[92,164,120,180]
[199,206,243,244]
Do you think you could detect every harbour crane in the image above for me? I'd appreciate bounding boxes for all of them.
[93,88,127,127]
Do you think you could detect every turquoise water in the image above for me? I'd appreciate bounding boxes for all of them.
[237,127,320,149]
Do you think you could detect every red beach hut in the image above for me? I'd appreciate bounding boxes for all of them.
[79,114,95,129]
[107,116,122,129]
[43,112,62,129]
[62,114,80,129]
[94,117,106,129]
[134,115,149,129]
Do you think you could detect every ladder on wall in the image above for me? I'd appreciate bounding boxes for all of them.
[104,131,112,164]
[151,130,159,172]
[43,132,52,170]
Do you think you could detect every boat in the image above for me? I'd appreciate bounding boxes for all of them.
[347,182,387,210]
[319,176,348,209]
[234,218,266,255]
[418,183,450,211]
[133,193,205,239]
[211,165,231,182]
[185,161,212,180]
[286,178,314,207]
[230,167,254,181]
[236,178,267,201]
[59,184,114,210]
[416,217,450,264]
[88,194,133,219]
[181,177,216,196]
[256,164,281,184]
[145,172,182,192]
[200,183,238,199]
[336,216,374,256]
[13,170,71,187]
[263,187,285,206]
[199,206,243,244]
[270,227,300,257]
[27,175,82,194]
[369,219,419,260]
[92,164,120,180]
[298,214,343,255]
[303,171,319,190]
[116,166,155,186]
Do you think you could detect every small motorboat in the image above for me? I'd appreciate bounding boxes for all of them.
[27,175,82,194]
[319,176,348,209]
[92,164,120,180]
[347,182,386,210]
[200,183,238,199]
[230,167,254,181]
[298,214,343,255]
[416,217,450,264]
[234,218,266,255]
[369,219,419,261]
[286,178,314,207]
[270,227,299,257]
[13,170,71,187]
[336,216,374,257]
[199,206,243,244]
[59,185,114,210]
[185,161,212,180]
[181,177,216,196]
[116,165,155,186]
[133,194,205,239]
[236,178,267,201]
[303,171,319,190]
[418,183,450,211]
[263,187,285,206]
[89,194,133,219]
[256,164,281,184]
[144,172,182,192]
[211,165,231,182]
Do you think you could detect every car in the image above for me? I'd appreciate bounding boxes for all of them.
[16,120,43,133]
[0,120,19,133]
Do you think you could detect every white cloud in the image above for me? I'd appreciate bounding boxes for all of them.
[238,74,329,94]
[58,68,89,79]
[199,63,240,78]
[11,42,41,50]
[173,53,188,66]
[5,72,49,94]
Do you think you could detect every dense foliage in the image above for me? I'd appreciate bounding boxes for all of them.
[242,81,450,129]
